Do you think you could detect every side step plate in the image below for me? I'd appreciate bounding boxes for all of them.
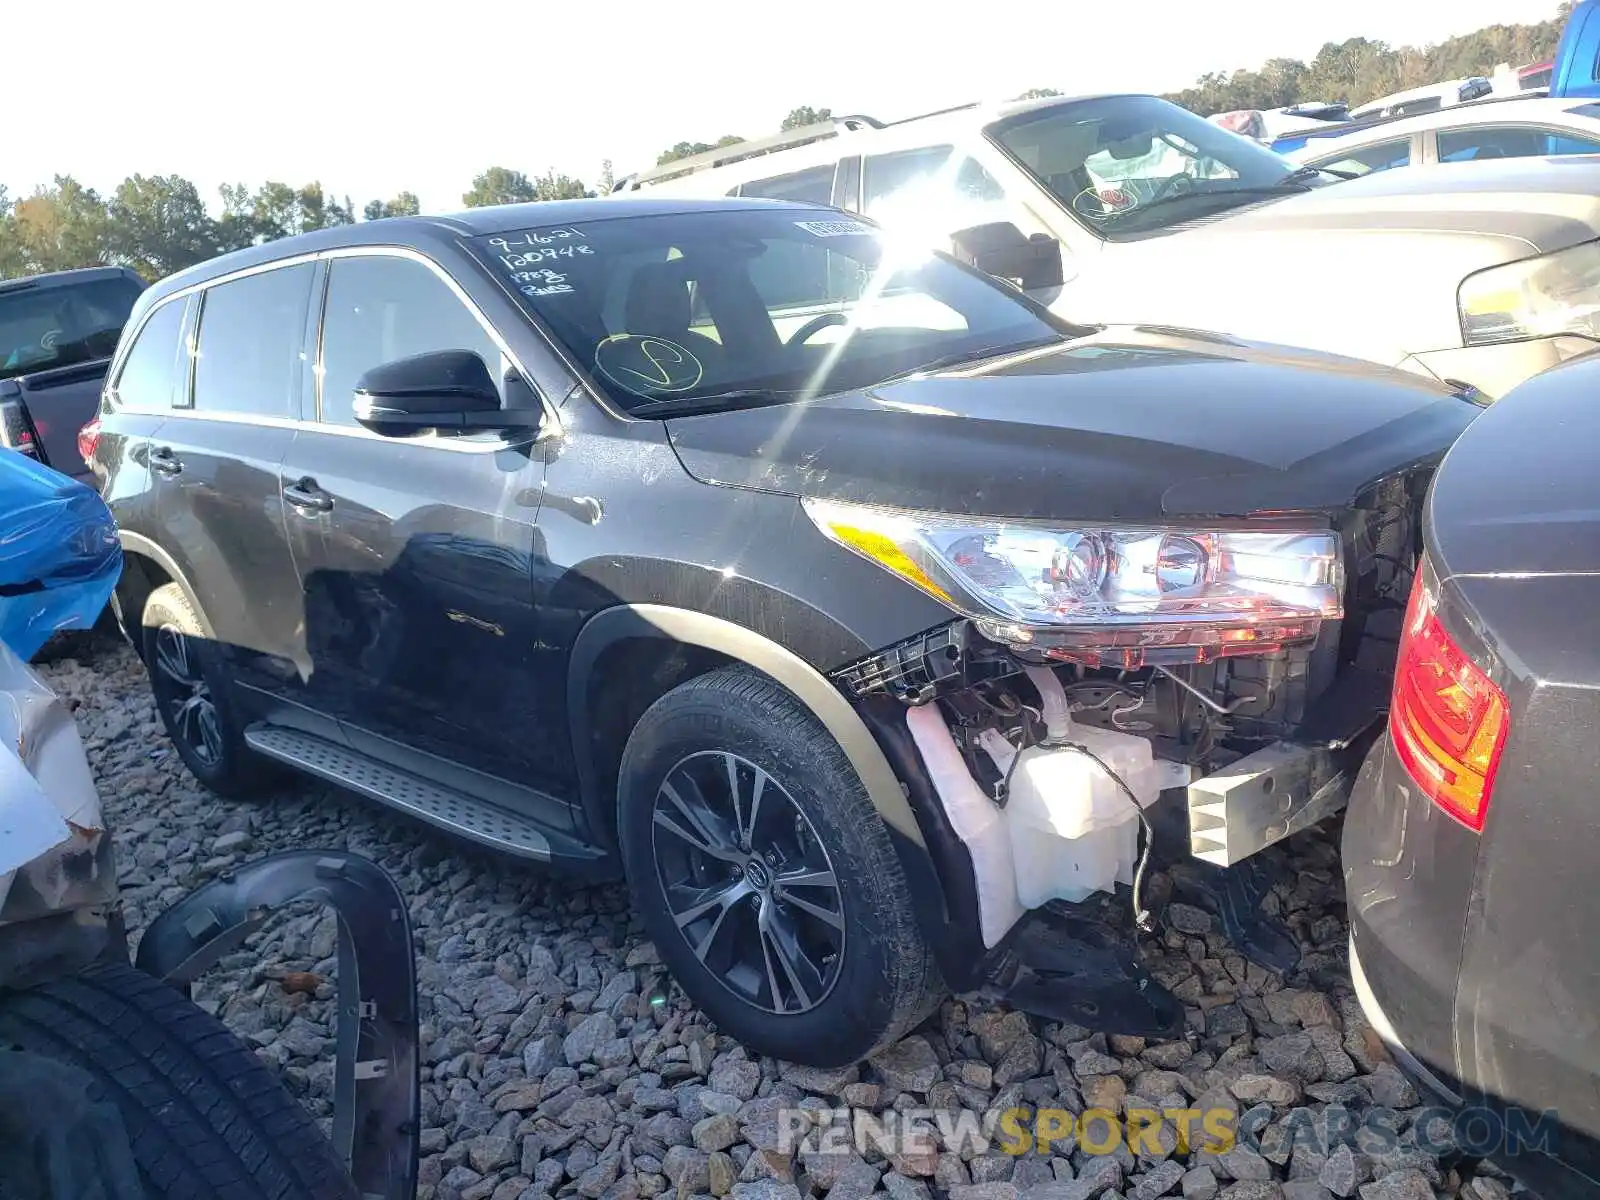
[246,725,556,861]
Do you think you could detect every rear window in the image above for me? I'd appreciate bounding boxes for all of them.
[113,299,187,410]
[0,275,143,381]
[738,165,835,204]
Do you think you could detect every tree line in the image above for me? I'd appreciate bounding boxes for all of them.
[0,167,594,283]
[1155,4,1570,116]
[2,4,1575,284]
[655,5,1568,165]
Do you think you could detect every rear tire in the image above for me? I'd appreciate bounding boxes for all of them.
[0,960,358,1200]
[142,582,278,799]
[617,665,944,1066]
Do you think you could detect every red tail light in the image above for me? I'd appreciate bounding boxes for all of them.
[77,418,102,466]
[0,397,41,459]
[1389,572,1510,832]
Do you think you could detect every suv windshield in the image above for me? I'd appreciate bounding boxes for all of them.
[471,208,1068,415]
[0,275,143,381]
[987,95,1328,239]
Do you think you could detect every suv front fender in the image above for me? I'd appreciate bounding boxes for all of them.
[567,603,926,853]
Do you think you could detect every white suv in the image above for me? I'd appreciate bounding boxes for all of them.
[617,92,1600,398]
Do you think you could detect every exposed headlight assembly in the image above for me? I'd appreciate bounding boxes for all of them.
[804,498,1343,668]
[1458,239,1600,347]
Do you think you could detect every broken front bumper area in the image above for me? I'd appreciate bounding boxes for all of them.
[1185,667,1388,867]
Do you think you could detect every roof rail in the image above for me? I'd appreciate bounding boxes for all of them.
[884,102,981,126]
[624,114,883,190]
[618,103,987,192]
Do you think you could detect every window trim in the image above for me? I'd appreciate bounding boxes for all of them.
[1430,122,1600,164]
[860,143,957,213]
[189,258,315,423]
[107,292,189,412]
[106,251,322,416]
[735,162,839,205]
[1307,133,1418,174]
[308,244,558,451]
[109,245,562,452]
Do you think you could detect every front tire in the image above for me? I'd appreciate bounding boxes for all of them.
[618,666,943,1066]
[142,582,276,798]
[0,960,358,1200]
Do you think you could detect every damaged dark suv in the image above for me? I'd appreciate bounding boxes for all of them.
[88,196,1483,1065]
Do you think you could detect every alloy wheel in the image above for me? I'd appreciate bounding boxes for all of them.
[650,750,846,1015]
[152,624,223,768]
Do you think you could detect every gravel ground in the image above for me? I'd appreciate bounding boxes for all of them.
[34,635,1523,1200]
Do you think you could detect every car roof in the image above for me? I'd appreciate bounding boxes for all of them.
[0,265,143,294]
[140,195,816,306]
[617,92,1146,191]
[1351,77,1485,116]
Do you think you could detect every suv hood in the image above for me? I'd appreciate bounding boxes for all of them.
[1077,159,1600,371]
[665,328,1482,524]
[1217,157,1600,250]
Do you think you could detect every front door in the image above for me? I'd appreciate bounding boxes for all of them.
[280,250,562,814]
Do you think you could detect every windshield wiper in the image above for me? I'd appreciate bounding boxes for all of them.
[626,388,806,418]
[1100,167,1337,223]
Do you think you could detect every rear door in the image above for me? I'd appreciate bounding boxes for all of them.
[281,247,561,814]
[152,260,313,706]
[100,294,188,572]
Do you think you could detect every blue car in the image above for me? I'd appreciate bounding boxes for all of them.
[0,446,121,659]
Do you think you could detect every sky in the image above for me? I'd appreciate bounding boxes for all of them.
[7,0,1564,215]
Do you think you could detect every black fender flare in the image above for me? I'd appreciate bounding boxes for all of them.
[566,603,927,853]
[134,850,418,1200]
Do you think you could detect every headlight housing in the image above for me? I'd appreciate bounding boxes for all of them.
[1458,239,1600,347]
[804,498,1343,668]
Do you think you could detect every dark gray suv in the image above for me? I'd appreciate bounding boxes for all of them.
[88,194,1481,1064]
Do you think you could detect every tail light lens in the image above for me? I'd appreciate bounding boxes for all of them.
[1389,572,1510,831]
[0,397,41,459]
[77,418,102,466]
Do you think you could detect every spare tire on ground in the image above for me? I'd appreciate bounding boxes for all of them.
[0,959,358,1200]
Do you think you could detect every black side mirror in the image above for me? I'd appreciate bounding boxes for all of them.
[950,222,1066,291]
[352,349,542,437]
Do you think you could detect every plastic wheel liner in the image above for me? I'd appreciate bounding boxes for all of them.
[134,850,421,1200]
[0,449,121,663]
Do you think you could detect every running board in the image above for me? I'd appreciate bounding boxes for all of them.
[244,725,594,866]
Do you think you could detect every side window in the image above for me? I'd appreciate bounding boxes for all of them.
[1312,138,1412,177]
[319,255,504,426]
[864,148,1038,240]
[738,164,835,205]
[1439,125,1592,161]
[112,299,186,410]
[193,264,313,419]
[1548,130,1600,155]
[862,146,954,216]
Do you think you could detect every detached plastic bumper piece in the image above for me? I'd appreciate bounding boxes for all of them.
[134,850,419,1200]
[986,904,1185,1039]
